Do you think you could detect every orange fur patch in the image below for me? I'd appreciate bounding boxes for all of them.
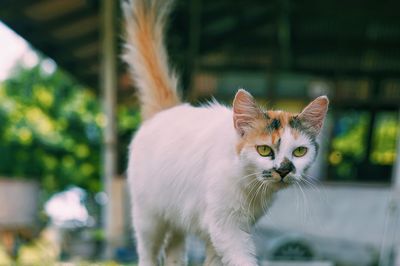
[123,0,180,120]
[236,110,298,154]
[290,128,300,140]
[266,111,293,145]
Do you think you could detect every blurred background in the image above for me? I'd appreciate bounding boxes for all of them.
[0,0,399,265]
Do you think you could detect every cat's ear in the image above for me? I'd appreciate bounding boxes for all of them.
[233,89,262,136]
[298,96,329,136]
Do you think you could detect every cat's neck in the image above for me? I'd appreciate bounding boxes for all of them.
[239,178,277,223]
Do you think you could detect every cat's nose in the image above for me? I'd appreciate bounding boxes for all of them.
[275,168,290,178]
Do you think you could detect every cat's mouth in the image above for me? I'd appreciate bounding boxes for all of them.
[261,170,294,186]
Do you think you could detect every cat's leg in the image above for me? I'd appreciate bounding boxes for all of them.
[164,230,187,266]
[203,240,222,266]
[207,216,258,266]
[134,211,167,266]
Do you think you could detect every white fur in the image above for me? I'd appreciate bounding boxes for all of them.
[128,103,317,266]
[122,1,325,264]
[241,128,317,184]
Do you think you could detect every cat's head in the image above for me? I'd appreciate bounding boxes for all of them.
[233,89,329,190]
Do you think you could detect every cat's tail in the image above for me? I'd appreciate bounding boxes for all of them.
[122,0,180,120]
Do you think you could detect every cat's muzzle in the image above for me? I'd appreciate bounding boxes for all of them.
[262,169,291,183]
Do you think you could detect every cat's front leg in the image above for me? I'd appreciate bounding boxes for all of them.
[204,239,222,266]
[207,215,258,266]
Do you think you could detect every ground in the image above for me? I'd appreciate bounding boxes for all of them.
[0,231,136,266]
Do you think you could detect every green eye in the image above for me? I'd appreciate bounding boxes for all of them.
[256,145,274,157]
[293,146,308,157]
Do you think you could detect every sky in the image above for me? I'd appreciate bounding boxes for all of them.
[0,21,40,81]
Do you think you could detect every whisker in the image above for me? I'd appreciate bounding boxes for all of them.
[296,181,308,222]
[295,181,300,214]
[300,178,319,192]
[240,171,263,179]
[301,174,321,185]
[247,180,260,203]
[259,182,267,211]
[247,185,260,220]
[245,178,262,193]
[301,174,329,206]
[237,172,264,184]
[253,183,264,206]
[261,182,272,213]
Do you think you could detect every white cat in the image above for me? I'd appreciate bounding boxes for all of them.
[122,0,329,265]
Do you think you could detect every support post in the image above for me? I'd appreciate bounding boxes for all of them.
[379,110,400,266]
[101,0,118,259]
[393,110,400,188]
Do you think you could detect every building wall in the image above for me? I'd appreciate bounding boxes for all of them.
[258,185,394,247]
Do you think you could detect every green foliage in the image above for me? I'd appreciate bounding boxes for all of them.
[329,112,369,180]
[331,113,369,162]
[370,112,398,165]
[329,110,399,180]
[0,61,140,194]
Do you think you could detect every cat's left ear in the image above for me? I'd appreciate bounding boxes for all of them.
[298,96,329,136]
[233,89,262,137]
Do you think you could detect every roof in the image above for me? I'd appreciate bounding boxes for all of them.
[1,0,101,88]
[1,0,400,94]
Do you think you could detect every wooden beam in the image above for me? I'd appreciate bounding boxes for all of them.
[293,40,400,55]
[198,59,400,78]
[292,0,400,19]
[292,65,400,78]
[37,7,97,32]
[0,0,42,19]
[200,11,276,54]
[61,31,100,50]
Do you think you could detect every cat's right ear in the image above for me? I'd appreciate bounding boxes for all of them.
[233,89,262,137]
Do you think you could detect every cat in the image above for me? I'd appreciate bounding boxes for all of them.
[122,0,329,265]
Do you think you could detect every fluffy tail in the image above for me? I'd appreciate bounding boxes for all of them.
[122,0,180,120]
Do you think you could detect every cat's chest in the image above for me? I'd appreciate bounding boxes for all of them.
[243,187,276,222]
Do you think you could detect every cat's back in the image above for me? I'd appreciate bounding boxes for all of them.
[130,103,234,166]
[131,103,233,152]
[127,103,236,228]
[129,103,234,179]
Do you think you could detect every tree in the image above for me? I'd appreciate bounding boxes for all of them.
[0,59,140,195]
